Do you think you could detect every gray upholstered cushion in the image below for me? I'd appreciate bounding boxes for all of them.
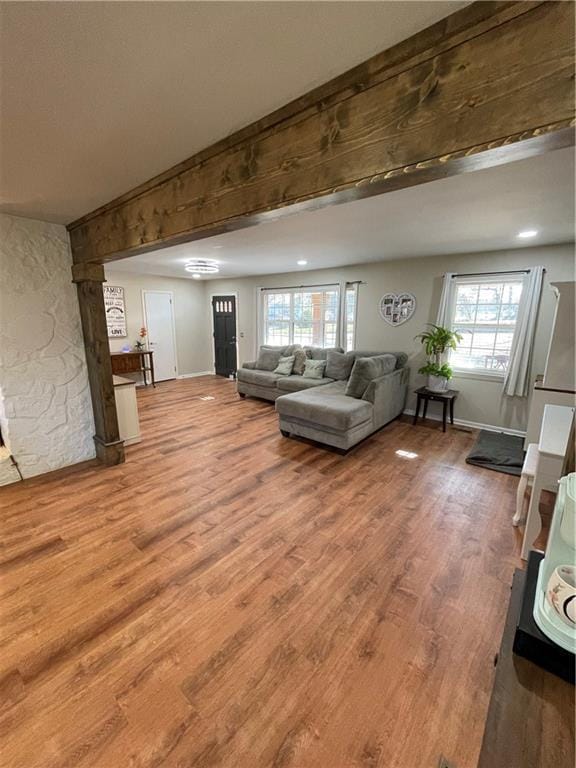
[392,352,409,369]
[274,355,295,375]
[262,344,299,354]
[276,383,372,431]
[325,350,355,381]
[345,354,397,398]
[347,350,408,370]
[237,368,281,387]
[348,350,390,359]
[269,344,301,355]
[256,347,283,371]
[256,345,302,370]
[303,346,344,360]
[277,375,335,392]
[292,348,307,376]
[303,359,327,379]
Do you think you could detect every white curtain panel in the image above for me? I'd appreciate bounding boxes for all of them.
[503,266,544,397]
[342,282,358,351]
[436,272,456,326]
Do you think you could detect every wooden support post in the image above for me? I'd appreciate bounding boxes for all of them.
[71,263,125,466]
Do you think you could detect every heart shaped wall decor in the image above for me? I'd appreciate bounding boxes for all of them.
[378,293,416,326]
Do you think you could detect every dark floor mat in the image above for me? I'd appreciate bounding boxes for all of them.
[465,429,524,476]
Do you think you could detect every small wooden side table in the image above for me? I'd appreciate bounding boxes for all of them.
[412,386,458,432]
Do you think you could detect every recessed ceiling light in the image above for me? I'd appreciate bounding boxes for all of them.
[185,259,219,274]
[297,259,307,266]
[212,245,223,249]
[192,274,201,280]
[517,229,539,239]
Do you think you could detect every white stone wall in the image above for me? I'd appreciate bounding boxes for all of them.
[0,213,95,481]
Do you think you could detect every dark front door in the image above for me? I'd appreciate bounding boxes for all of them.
[212,295,237,377]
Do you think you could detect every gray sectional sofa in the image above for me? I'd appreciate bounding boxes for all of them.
[237,345,409,451]
[237,345,341,401]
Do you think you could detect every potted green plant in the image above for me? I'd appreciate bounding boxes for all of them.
[415,324,462,393]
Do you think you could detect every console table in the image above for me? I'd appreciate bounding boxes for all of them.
[111,351,155,387]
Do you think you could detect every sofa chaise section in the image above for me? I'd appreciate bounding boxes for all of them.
[276,362,409,451]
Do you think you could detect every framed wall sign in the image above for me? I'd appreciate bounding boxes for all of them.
[379,292,416,326]
[103,285,127,338]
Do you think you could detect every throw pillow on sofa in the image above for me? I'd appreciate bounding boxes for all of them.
[349,350,407,370]
[282,344,302,356]
[256,347,283,371]
[325,350,354,380]
[303,359,326,379]
[274,355,295,375]
[303,346,344,360]
[345,354,397,398]
[292,348,307,376]
[256,344,303,371]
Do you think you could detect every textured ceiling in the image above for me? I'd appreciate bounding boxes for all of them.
[0,1,469,223]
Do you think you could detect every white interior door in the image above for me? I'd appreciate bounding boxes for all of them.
[143,291,177,382]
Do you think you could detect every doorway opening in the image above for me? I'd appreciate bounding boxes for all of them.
[142,290,178,382]
[211,294,238,378]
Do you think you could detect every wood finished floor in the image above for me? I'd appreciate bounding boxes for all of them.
[0,377,558,768]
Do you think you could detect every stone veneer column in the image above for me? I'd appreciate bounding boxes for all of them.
[71,263,125,466]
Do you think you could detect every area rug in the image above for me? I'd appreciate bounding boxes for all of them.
[465,430,525,476]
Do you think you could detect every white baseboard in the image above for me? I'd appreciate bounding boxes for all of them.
[403,409,526,438]
[178,371,214,379]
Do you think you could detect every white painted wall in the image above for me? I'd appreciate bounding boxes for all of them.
[103,268,212,378]
[204,243,574,433]
[0,213,95,481]
[543,281,575,391]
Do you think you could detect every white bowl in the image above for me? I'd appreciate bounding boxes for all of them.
[547,565,576,627]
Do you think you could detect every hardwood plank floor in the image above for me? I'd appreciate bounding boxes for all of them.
[0,377,566,768]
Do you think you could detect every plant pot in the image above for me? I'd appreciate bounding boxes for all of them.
[427,374,449,393]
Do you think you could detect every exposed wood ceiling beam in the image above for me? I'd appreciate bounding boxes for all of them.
[68,1,575,264]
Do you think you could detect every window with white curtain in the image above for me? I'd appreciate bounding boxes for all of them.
[448,274,524,374]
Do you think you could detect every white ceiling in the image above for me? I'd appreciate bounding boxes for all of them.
[0,0,468,224]
[106,147,575,281]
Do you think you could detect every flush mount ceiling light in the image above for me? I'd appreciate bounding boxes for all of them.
[517,229,539,239]
[185,259,220,274]
[297,259,308,266]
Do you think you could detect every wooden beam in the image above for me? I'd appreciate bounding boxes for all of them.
[67,1,575,264]
[71,263,125,466]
